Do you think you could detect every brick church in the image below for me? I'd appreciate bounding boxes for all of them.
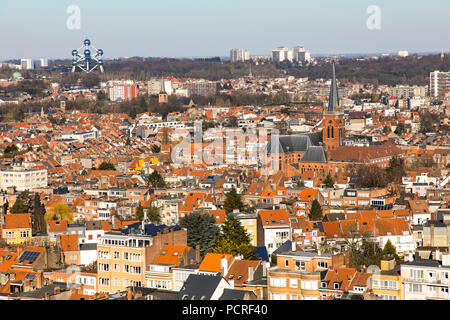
[267,63,404,179]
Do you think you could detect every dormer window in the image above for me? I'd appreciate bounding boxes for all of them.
[321,282,328,288]
[229,275,234,279]
[161,251,167,255]
[172,252,179,256]
[334,282,340,290]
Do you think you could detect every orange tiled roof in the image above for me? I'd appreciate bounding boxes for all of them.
[3,213,32,229]
[199,253,233,273]
[152,245,193,266]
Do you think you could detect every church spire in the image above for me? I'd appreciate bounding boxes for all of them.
[327,62,339,113]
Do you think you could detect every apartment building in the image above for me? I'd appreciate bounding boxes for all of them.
[96,225,187,293]
[430,70,450,98]
[0,168,47,192]
[371,257,402,300]
[401,254,450,300]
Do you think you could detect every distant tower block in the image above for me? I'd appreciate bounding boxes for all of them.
[71,39,104,73]
[441,48,445,61]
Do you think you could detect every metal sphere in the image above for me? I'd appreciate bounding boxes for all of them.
[84,39,91,46]
[97,49,103,55]
[84,49,91,56]
[72,50,78,56]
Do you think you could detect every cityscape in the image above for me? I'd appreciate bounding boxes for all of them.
[0,1,450,309]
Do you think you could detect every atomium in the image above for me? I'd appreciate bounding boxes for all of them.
[71,38,104,73]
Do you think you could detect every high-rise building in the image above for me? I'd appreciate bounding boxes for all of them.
[292,46,311,63]
[39,58,48,67]
[230,48,250,62]
[148,79,172,96]
[108,81,138,101]
[398,51,409,57]
[430,70,450,98]
[186,81,220,96]
[20,58,33,70]
[272,47,290,63]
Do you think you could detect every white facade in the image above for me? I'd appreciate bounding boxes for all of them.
[401,260,450,300]
[230,48,250,63]
[263,225,291,256]
[80,248,98,267]
[0,168,47,191]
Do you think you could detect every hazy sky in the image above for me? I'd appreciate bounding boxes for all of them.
[1,0,449,60]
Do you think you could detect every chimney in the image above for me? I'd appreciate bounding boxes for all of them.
[127,287,133,300]
[44,292,51,300]
[291,241,296,252]
[195,245,200,263]
[248,266,254,282]
[220,257,228,276]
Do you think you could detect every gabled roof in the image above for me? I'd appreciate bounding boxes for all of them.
[48,220,68,233]
[177,274,223,300]
[199,253,234,273]
[3,214,32,229]
[152,245,193,266]
[259,209,289,226]
[300,146,327,163]
[224,259,260,286]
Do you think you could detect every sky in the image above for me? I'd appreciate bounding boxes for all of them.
[0,0,449,60]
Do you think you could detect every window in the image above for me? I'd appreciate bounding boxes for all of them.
[334,282,340,290]
[317,261,328,269]
[114,251,120,259]
[285,259,289,267]
[114,264,120,272]
[270,277,286,288]
[289,278,298,288]
[295,261,306,271]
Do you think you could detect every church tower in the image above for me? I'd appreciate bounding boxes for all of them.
[322,63,345,151]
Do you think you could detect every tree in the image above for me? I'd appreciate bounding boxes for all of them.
[324,174,335,188]
[136,203,145,221]
[223,187,244,213]
[147,170,166,189]
[97,162,116,170]
[179,212,220,257]
[45,203,74,223]
[32,193,46,235]
[383,239,402,264]
[147,205,161,224]
[385,156,405,184]
[125,137,131,146]
[394,122,405,135]
[3,144,18,155]
[10,190,31,213]
[308,200,323,221]
[212,214,258,260]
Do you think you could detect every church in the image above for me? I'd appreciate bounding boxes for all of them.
[267,63,404,179]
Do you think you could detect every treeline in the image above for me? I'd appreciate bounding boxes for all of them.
[286,54,450,86]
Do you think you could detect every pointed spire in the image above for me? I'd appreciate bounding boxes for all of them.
[327,62,339,113]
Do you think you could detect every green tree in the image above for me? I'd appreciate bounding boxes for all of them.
[383,239,402,264]
[32,193,46,235]
[223,187,244,213]
[394,122,405,135]
[308,200,323,221]
[136,203,145,221]
[10,190,30,213]
[97,162,116,170]
[147,170,166,189]
[147,205,161,224]
[179,212,220,257]
[212,214,258,260]
[4,144,18,155]
[324,174,334,188]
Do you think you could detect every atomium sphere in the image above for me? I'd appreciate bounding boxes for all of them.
[84,39,91,46]
[84,49,91,56]
[97,49,103,55]
[98,59,103,64]
[72,59,77,65]
[72,50,78,56]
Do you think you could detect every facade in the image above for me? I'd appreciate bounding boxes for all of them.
[401,256,450,300]
[186,81,220,96]
[230,49,250,63]
[430,70,450,98]
[0,168,47,192]
[1,213,32,244]
[108,83,138,101]
[268,267,321,300]
[371,258,402,300]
